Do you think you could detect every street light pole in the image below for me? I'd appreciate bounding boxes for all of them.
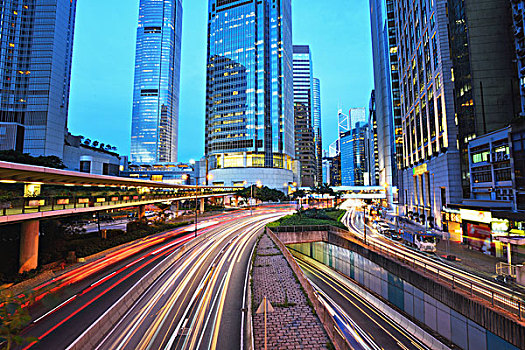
[194,184,198,237]
[250,184,253,216]
[364,208,367,245]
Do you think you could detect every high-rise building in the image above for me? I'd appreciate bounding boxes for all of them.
[369,0,401,207]
[511,0,525,116]
[341,122,373,186]
[130,0,183,164]
[369,90,379,186]
[0,0,77,158]
[393,0,519,228]
[204,0,295,189]
[312,78,323,184]
[338,108,366,135]
[293,45,316,187]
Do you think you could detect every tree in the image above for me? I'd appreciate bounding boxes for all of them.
[0,150,65,169]
[92,141,99,147]
[0,292,37,349]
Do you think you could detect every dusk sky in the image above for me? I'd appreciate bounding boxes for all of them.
[68,1,373,162]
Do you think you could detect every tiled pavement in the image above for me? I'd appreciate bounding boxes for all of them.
[251,235,330,350]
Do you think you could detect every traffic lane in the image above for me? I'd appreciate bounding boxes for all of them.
[93,216,270,350]
[296,257,427,350]
[20,215,256,350]
[20,236,189,350]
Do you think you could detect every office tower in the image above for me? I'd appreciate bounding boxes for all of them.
[369,90,379,186]
[293,45,316,187]
[130,0,183,164]
[393,0,519,228]
[340,122,372,186]
[313,78,323,184]
[0,0,77,157]
[447,0,519,196]
[338,108,366,135]
[369,0,401,207]
[204,0,295,189]
[511,0,525,116]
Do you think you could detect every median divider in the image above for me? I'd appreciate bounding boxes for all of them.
[66,231,211,350]
[265,227,352,350]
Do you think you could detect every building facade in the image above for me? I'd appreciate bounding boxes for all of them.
[130,0,183,164]
[340,122,372,186]
[394,0,519,228]
[293,45,316,187]
[122,162,197,185]
[511,0,525,116]
[204,0,295,189]
[63,133,121,176]
[313,78,323,185]
[369,0,401,206]
[0,0,77,158]
[369,90,379,186]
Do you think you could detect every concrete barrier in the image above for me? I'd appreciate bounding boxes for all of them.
[292,251,450,350]
[66,231,211,350]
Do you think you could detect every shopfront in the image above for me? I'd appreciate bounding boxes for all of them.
[442,208,462,242]
[459,208,501,257]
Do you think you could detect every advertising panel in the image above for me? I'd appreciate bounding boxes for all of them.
[465,223,494,256]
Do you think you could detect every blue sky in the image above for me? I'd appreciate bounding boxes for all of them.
[68,1,373,162]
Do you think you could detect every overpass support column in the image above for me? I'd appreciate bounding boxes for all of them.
[19,220,40,273]
[138,205,146,220]
[200,198,205,213]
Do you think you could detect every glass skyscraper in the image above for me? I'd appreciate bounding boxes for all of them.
[205,0,296,189]
[293,45,316,187]
[0,0,77,158]
[130,0,183,164]
[312,78,323,184]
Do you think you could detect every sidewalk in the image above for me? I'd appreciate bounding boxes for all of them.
[251,234,330,350]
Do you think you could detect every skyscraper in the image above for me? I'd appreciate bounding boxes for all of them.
[340,122,370,186]
[338,108,366,135]
[0,0,77,158]
[293,45,316,187]
[312,78,323,184]
[369,0,401,206]
[130,0,183,164]
[393,0,519,228]
[205,0,295,189]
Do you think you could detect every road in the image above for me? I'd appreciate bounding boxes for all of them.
[341,203,525,318]
[295,253,428,350]
[14,207,290,350]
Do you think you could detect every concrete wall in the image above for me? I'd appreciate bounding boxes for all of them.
[272,228,525,349]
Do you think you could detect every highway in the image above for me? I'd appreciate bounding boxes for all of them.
[294,253,428,350]
[341,204,525,319]
[14,207,290,350]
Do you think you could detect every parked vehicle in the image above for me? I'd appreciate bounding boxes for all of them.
[384,229,401,241]
[377,223,390,234]
[402,230,437,252]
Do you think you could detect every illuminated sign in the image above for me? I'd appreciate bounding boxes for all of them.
[491,220,509,233]
[57,199,69,205]
[460,208,492,224]
[78,198,89,204]
[111,197,119,201]
[122,196,130,201]
[28,199,45,207]
[413,163,428,176]
[96,198,106,203]
[443,212,462,223]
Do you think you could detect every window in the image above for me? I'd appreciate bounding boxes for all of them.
[144,27,161,34]
[80,161,91,173]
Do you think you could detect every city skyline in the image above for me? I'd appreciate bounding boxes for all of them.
[67,0,373,162]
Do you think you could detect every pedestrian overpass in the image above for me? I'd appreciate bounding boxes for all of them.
[0,161,237,273]
[299,186,388,199]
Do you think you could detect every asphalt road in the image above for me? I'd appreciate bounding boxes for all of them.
[94,213,282,350]
[295,254,429,350]
[14,207,290,350]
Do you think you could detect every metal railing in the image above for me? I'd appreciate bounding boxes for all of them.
[270,224,525,320]
[497,262,518,278]
[0,191,234,217]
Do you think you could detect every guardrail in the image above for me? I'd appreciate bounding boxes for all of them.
[0,191,233,218]
[270,224,525,321]
[497,262,518,278]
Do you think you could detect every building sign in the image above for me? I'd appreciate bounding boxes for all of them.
[459,208,492,224]
[443,211,462,224]
[466,223,495,256]
[491,220,509,234]
[27,199,45,207]
[413,163,428,176]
